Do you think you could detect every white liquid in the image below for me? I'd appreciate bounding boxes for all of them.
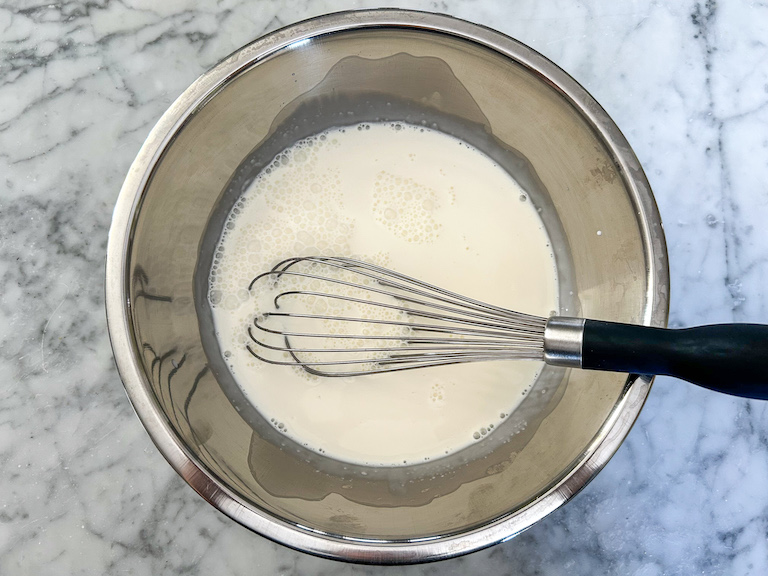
[209,122,558,466]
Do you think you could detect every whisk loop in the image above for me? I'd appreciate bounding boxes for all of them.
[246,256,547,376]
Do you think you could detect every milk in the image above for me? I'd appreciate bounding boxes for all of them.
[209,122,558,466]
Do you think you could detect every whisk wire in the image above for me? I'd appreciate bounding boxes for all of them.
[261,256,545,326]
[246,257,547,376]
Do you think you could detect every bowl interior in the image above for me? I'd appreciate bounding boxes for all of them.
[120,23,664,545]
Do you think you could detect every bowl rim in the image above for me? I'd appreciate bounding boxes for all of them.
[105,8,670,564]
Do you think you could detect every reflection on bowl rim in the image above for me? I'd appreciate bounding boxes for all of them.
[105,8,669,564]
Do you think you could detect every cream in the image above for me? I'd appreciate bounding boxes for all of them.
[209,122,558,466]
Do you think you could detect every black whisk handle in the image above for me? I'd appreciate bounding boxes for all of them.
[581,320,768,400]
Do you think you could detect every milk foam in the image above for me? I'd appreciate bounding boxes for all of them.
[209,122,558,466]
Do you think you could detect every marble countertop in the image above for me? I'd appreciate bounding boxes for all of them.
[2,0,767,574]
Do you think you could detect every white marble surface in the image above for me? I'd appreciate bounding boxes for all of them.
[1,0,767,573]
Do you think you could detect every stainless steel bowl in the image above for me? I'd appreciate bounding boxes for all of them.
[106,9,669,564]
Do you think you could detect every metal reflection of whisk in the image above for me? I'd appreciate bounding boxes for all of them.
[245,256,768,400]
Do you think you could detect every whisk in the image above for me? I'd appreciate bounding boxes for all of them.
[246,256,768,400]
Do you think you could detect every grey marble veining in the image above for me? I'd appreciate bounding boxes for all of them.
[1,0,767,574]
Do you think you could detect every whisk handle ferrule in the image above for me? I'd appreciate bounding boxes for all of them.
[543,317,585,368]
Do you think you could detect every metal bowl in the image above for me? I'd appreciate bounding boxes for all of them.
[106,9,669,564]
